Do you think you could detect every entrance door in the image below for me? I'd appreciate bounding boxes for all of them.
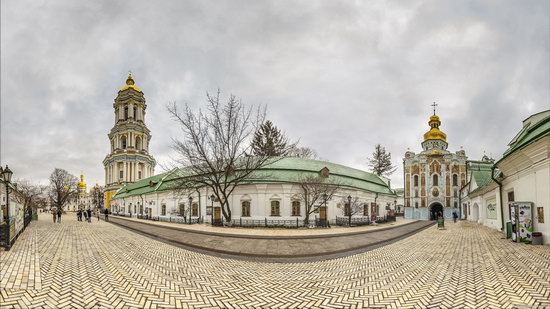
[319,207,326,220]
[430,203,444,220]
[214,207,221,220]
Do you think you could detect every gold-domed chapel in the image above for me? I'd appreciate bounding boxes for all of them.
[403,106,467,220]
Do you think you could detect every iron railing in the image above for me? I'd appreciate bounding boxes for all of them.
[230,218,306,228]
[335,216,372,227]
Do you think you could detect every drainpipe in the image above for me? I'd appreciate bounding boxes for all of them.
[402,160,406,211]
[458,162,468,220]
[196,188,201,221]
[491,164,504,231]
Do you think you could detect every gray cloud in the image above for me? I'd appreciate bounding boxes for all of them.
[1,0,548,188]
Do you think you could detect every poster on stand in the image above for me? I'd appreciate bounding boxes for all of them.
[510,202,533,244]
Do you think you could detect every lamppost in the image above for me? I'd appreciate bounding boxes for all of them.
[347,195,352,226]
[322,193,328,227]
[210,194,215,225]
[188,196,193,224]
[2,165,14,250]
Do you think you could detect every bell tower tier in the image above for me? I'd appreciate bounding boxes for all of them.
[103,73,156,209]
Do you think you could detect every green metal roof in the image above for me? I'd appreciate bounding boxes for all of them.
[467,160,497,196]
[113,157,395,199]
[498,111,550,164]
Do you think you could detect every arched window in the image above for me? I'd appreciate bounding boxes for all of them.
[414,175,419,187]
[453,174,458,186]
[136,137,142,150]
[433,174,439,187]
[292,201,300,216]
[192,203,198,216]
[270,201,280,216]
[241,201,251,217]
[133,107,137,119]
[124,105,129,120]
[344,202,351,216]
[161,204,166,216]
[121,135,127,149]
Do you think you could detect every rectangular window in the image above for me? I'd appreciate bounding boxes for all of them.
[161,204,166,216]
[241,201,250,217]
[344,203,351,216]
[119,170,123,180]
[292,201,300,216]
[192,203,198,217]
[363,204,368,216]
[507,191,515,202]
[138,171,142,180]
[270,201,280,216]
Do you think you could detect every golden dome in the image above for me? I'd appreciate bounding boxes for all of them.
[120,73,142,92]
[423,114,447,142]
[78,173,87,190]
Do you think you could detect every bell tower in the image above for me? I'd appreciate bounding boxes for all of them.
[103,73,156,209]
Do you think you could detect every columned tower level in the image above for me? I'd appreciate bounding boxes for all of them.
[103,73,156,209]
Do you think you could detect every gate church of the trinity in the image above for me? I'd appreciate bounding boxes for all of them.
[404,106,467,220]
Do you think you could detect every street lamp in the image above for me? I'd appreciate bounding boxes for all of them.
[347,195,352,226]
[2,165,13,250]
[188,196,193,224]
[210,194,215,225]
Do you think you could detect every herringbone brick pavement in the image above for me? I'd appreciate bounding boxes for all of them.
[1,214,549,308]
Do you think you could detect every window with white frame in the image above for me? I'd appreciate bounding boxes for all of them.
[270,201,280,216]
[291,201,300,216]
[241,201,251,217]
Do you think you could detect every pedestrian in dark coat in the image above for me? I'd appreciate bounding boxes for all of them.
[104,208,109,222]
[57,209,62,223]
[86,208,92,223]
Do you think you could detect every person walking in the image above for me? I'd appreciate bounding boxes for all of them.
[86,208,92,223]
[97,209,100,221]
[52,209,57,223]
[57,208,62,223]
[83,209,88,222]
[453,211,458,223]
[104,208,109,222]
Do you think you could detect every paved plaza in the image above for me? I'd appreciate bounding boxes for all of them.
[1,214,549,308]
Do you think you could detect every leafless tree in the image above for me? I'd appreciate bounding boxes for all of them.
[48,168,78,211]
[167,90,290,222]
[90,185,104,210]
[340,195,364,226]
[296,175,340,225]
[288,146,319,159]
[12,179,45,214]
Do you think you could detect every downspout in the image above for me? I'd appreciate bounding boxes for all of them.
[458,162,468,219]
[196,188,201,221]
[491,164,504,231]
[402,160,406,210]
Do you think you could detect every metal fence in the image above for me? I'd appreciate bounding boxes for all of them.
[335,216,372,227]
[113,213,203,225]
[230,218,306,228]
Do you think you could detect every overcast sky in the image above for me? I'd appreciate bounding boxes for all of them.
[1,0,549,188]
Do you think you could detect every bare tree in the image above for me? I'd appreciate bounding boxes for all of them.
[340,195,364,226]
[367,144,397,177]
[90,185,104,210]
[12,179,45,214]
[288,146,319,159]
[48,168,78,211]
[167,90,290,222]
[296,175,340,225]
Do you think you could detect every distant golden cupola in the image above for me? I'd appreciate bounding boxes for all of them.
[120,73,142,92]
[78,173,87,191]
[423,114,447,142]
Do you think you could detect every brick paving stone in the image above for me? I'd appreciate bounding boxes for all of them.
[0,213,549,308]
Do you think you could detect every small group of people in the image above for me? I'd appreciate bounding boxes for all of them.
[51,208,62,223]
[77,208,93,223]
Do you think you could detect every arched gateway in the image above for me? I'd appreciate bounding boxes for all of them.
[429,202,443,220]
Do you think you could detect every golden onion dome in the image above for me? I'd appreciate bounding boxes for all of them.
[423,114,447,142]
[120,73,142,92]
[78,173,87,189]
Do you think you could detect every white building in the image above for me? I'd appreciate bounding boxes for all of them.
[463,110,550,244]
[110,157,397,225]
